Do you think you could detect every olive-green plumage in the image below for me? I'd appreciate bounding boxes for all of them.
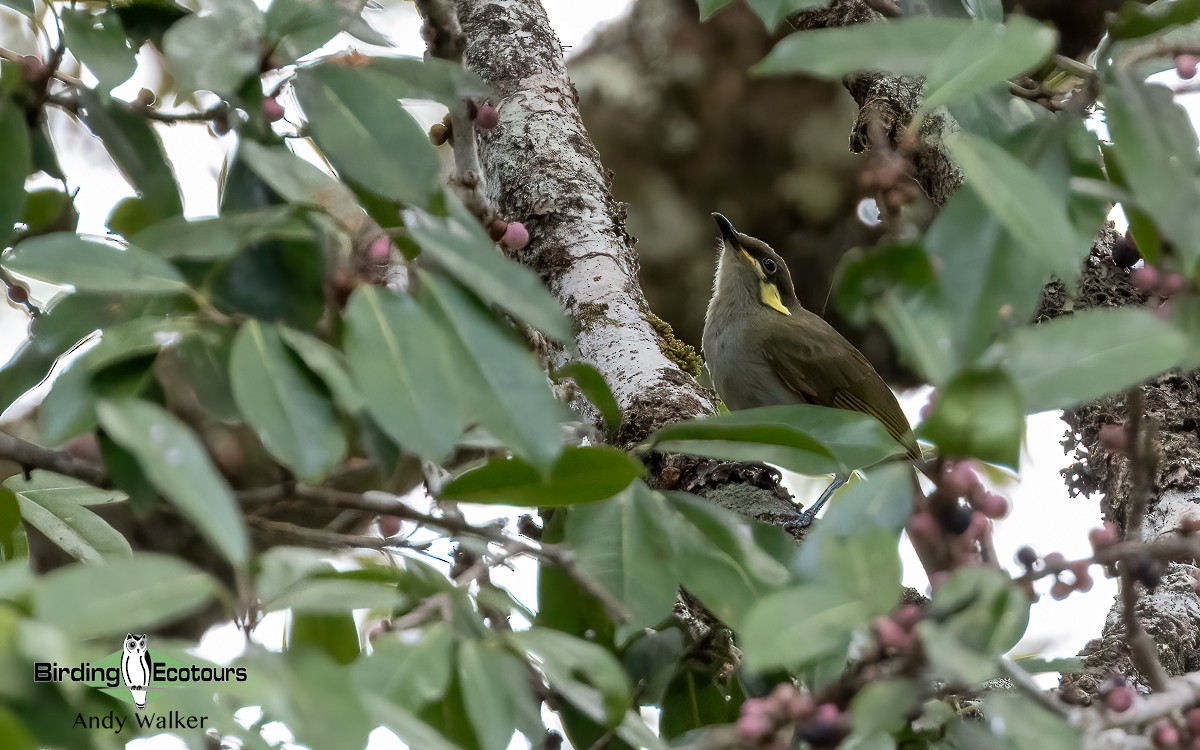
[702,214,919,461]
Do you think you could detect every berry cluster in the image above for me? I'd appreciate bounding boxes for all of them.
[871,603,922,654]
[1130,263,1186,320]
[1105,671,1200,750]
[857,151,921,212]
[736,683,847,750]
[906,460,1009,573]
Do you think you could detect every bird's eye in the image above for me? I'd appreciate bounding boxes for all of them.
[762,258,777,274]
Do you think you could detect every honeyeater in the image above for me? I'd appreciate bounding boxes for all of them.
[701,213,920,524]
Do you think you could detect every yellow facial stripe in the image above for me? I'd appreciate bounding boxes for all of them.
[760,281,791,316]
[740,248,765,279]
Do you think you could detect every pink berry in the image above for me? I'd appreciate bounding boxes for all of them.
[1098,424,1129,452]
[975,491,1009,519]
[872,616,913,651]
[941,461,981,497]
[1088,523,1118,551]
[905,511,938,541]
[1069,561,1094,593]
[736,713,770,740]
[1155,300,1173,321]
[814,703,840,724]
[262,97,285,123]
[368,236,392,262]
[1131,265,1160,293]
[788,693,815,720]
[475,103,500,130]
[1050,578,1073,600]
[1151,719,1180,748]
[1106,685,1134,713]
[1178,54,1199,80]
[1044,552,1067,573]
[1185,707,1200,734]
[893,604,921,631]
[501,221,530,250]
[1161,273,1185,298]
[378,515,404,537]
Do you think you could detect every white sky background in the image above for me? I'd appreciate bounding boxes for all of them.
[5,0,1200,748]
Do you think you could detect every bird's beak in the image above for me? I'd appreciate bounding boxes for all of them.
[712,213,761,276]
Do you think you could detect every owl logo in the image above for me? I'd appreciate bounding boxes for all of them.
[120,634,150,710]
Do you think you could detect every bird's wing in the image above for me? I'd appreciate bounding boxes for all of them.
[762,326,918,458]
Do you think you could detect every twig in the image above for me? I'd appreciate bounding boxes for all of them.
[246,517,428,551]
[0,47,84,88]
[414,0,495,226]
[0,431,109,487]
[999,657,1070,718]
[1119,386,1169,693]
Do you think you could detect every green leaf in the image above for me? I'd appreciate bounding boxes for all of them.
[265,0,342,62]
[745,0,827,28]
[554,361,622,438]
[164,2,264,95]
[132,207,313,260]
[659,669,739,739]
[267,575,401,613]
[664,492,793,628]
[921,567,1030,683]
[1003,307,1187,413]
[362,694,459,750]
[236,141,366,232]
[741,585,866,671]
[359,56,488,106]
[1104,70,1200,273]
[982,692,1082,750]
[1109,0,1200,40]
[808,462,915,537]
[817,528,902,617]
[652,404,905,476]
[0,1,34,17]
[442,447,643,506]
[945,131,1083,282]
[79,90,183,219]
[3,234,186,293]
[565,483,680,635]
[62,9,138,89]
[508,628,632,726]
[96,398,249,565]
[343,285,463,460]
[757,18,1054,118]
[849,679,921,736]
[407,205,572,342]
[230,321,347,481]
[0,97,30,242]
[33,554,219,638]
[1014,655,1084,675]
[458,640,544,750]
[697,0,735,19]
[297,64,439,206]
[355,624,455,711]
[7,474,131,563]
[287,610,361,664]
[278,327,364,414]
[421,274,563,470]
[917,368,1023,468]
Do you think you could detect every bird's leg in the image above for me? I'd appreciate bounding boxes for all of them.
[793,474,848,527]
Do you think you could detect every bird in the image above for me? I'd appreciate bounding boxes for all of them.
[701,213,920,525]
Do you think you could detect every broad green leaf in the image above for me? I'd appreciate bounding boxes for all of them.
[421,274,563,470]
[3,472,126,507]
[33,554,218,638]
[407,206,572,342]
[265,0,342,62]
[1109,0,1200,40]
[256,649,373,750]
[78,90,183,219]
[458,640,544,750]
[565,483,680,635]
[926,567,1030,663]
[20,188,77,235]
[0,0,33,17]
[359,56,488,105]
[279,327,364,413]
[0,97,30,241]
[850,679,920,736]
[614,710,668,750]
[3,234,186,293]
[344,285,463,460]
[653,404,905,476]
[230,321,347,481]
[96,398,248,564]
[132,207,312,260]
[362,694,459,750]
[741,585,866,671]
[297,64,439,206]
[1003,307,1187,413]
[9,475,131,563]
[508,628,631,726]
[1014,655,1084,675]
[237,141,366,233]
[664,492,793,628]
[441,447,643,506]
[982,693,1082,750]
[288,610,361,665]
[164,2,264,95]
[697,0,735,19]
[660,669,740,739]
[946,131,1082,282]
[745,0,827,27]
[807,460,915,537]
[917,368,1023,468]
[266,576,401,613]
[817,528,902,617]
[554,361,622,437]
[356,624,455,710]
[757,19,1053,117]
[62,9,137,89]
[1105,70,1200,272]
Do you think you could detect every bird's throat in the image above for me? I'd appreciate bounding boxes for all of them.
[759,281,791,316]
